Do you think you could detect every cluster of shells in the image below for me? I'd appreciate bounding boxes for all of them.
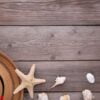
[38,74,95,100]
[38,89,94,100]
[38,93,70,100]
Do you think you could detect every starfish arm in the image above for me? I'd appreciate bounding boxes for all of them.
[27,86,34,99]
[34,78,46,85]
[28,64,36,77]
[15,69,26,80]
[13,83,26,94]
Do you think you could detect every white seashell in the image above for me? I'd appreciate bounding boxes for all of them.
[60,95,70,100]
[86,73,95,84]
[38,93,49,100]
[82,89,94,100]
[51,76,66,88]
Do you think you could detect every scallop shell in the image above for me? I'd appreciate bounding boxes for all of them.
[82,89,94,100]
[38,93,49,100]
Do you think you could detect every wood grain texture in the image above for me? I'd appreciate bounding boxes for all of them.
[0,0,100,25]
[0,26,100,60]
[0,0,57,2]
[24,92,100,100]
[0,0,100,99]
[14,61,100,92]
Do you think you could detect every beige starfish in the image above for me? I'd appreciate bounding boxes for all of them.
[13,64,46,99]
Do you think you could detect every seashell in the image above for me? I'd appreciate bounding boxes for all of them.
[86,73,95,84]
[60,95,70,100]
[38,93,49,100]
[82,89,94,100]
[51,76,66,88]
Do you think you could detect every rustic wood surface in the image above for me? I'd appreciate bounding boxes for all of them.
[1,26,100,60]
[0,0,99,25]
[0,0,100,99]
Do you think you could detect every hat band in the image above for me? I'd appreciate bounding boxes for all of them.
[0,76,4,96]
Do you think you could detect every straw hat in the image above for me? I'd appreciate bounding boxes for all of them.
[0,52,23,100]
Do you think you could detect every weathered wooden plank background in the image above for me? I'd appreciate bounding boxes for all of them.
[0,0,100,100]
[0,0,99,25]
[1,26,100,60]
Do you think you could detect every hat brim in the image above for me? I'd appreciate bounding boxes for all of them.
[0,51,23,100]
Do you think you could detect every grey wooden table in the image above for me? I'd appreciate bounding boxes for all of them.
[0,0,100,100]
